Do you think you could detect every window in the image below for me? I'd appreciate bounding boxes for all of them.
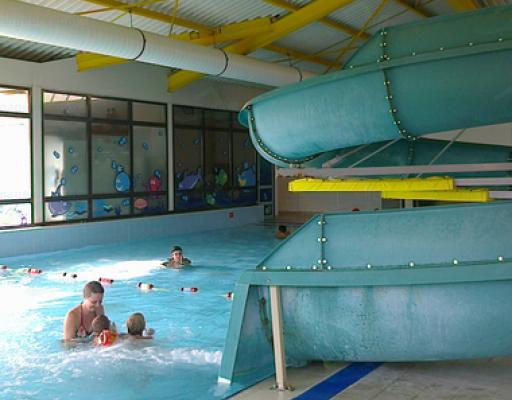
[173,105,273,212]
[43,92,167,223]
[0,86,32,228]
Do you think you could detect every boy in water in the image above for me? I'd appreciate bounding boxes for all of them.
[275,225,291,239]
[92,315,118,346]
[126,313,154,339]
[162,245,192,269]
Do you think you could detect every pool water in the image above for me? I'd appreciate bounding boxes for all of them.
[0,224,278,400]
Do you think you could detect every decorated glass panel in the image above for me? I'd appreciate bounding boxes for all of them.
[0,203,31,227]
[0,117,31,200]
[174,191,204,211]
[0,87,29,113]
[174,128,203,192]
[93,197,130,219]
[43,92,87,117]
[233,131,257,188]
[133,194,167,215]
[231,188,257,206]
[133,126,166,193]
[91,123,131,195]
[45,199,88,222]
[44,120,88,197]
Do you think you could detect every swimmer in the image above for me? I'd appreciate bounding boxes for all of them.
[275,225,291,240]
[126,312,154,340]
[64,281,105,341]
[162,245,192,269]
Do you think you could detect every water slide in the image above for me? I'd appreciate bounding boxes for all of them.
[220,6,512,386]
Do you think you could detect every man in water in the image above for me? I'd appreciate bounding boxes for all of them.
[162,245,192,269]
[63,281,105,341]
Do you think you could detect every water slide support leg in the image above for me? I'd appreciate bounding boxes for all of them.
[270,285,289,391]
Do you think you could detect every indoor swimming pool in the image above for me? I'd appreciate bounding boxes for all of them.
[0,224,278,400]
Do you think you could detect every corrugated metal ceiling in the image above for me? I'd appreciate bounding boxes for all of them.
[0,0,508,73]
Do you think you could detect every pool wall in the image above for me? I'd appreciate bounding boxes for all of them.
[0,205,262,257]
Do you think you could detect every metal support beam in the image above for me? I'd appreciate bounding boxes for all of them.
[322,144,371,168]
[264,0,369,39]
[447,0,480,12]
[456,178,512,186]
[348,139,399,168]
[269,286,288,391]
[277,163,512,178]
[265,43,341,69]
[168,0,356,91]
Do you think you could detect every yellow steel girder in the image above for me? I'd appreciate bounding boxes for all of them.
[168,0,357,91]
[288,177,454,192]
[263,0,369,39]
[382,189,490,203]
[393,0,433,18]
[447,0,480,12]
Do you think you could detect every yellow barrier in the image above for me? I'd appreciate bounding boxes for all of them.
[382,189,491,203]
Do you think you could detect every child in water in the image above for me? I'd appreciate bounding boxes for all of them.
[162,245,192,269]
[92,315,118,346]
[126,312,154,339]
[275,225,291,239]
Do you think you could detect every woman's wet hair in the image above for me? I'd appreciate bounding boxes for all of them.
[127,312,146,336]
[83,281,105,299]
[92,315,110,334]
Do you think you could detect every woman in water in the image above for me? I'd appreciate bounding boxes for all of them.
[162,245,192,269]
[63,281,105,341]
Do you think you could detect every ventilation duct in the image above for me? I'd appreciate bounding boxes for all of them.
[0,0,316,87]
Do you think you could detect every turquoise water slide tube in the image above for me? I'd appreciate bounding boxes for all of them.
[221,6,512,386]
[240,5,512,167]
[220,202,512,384]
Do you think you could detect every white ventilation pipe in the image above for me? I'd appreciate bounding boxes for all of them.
[0,0,317,87]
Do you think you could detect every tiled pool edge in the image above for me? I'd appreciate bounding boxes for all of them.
[0,206,263,257]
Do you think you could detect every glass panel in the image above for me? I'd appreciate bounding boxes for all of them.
[174,191,204,210]
[259,188,273,203]
[233,131,256,188]
[173,106,202,126]
[43,92,87,117]
[0,87,29,113]
[259,155,273,186]
[44,120,88,197]
[91,123,131,195]
[204,130,230,191]
[133,126,167,192]
[133,102,166,123]
[174,128,203,191]
[231,188,257,206]
[45,199,88,222]
[133,195,167,215]
[0,203,31,227]
[92,197,130,218]
[0,117,31,200]
[204,190,231,208]
[264,204,273,216]
[91,97,129,120]
[204,109,230,128]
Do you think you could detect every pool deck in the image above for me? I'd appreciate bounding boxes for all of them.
[229,357,512,399]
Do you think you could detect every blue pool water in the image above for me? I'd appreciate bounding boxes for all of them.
[0,224,278,400]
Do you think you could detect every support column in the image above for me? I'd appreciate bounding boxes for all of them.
[32,86,43,224]
[269,285,288,390]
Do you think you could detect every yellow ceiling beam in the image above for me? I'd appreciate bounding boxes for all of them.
[382,189,490,203]
[263,0,369,39]
[168,0,356,91]
[174,17,276,46]
[393,0,433,18]
[82,0,212,32]
[264,44,341,69]
[76,53,127,71]
[288,177,454,192]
